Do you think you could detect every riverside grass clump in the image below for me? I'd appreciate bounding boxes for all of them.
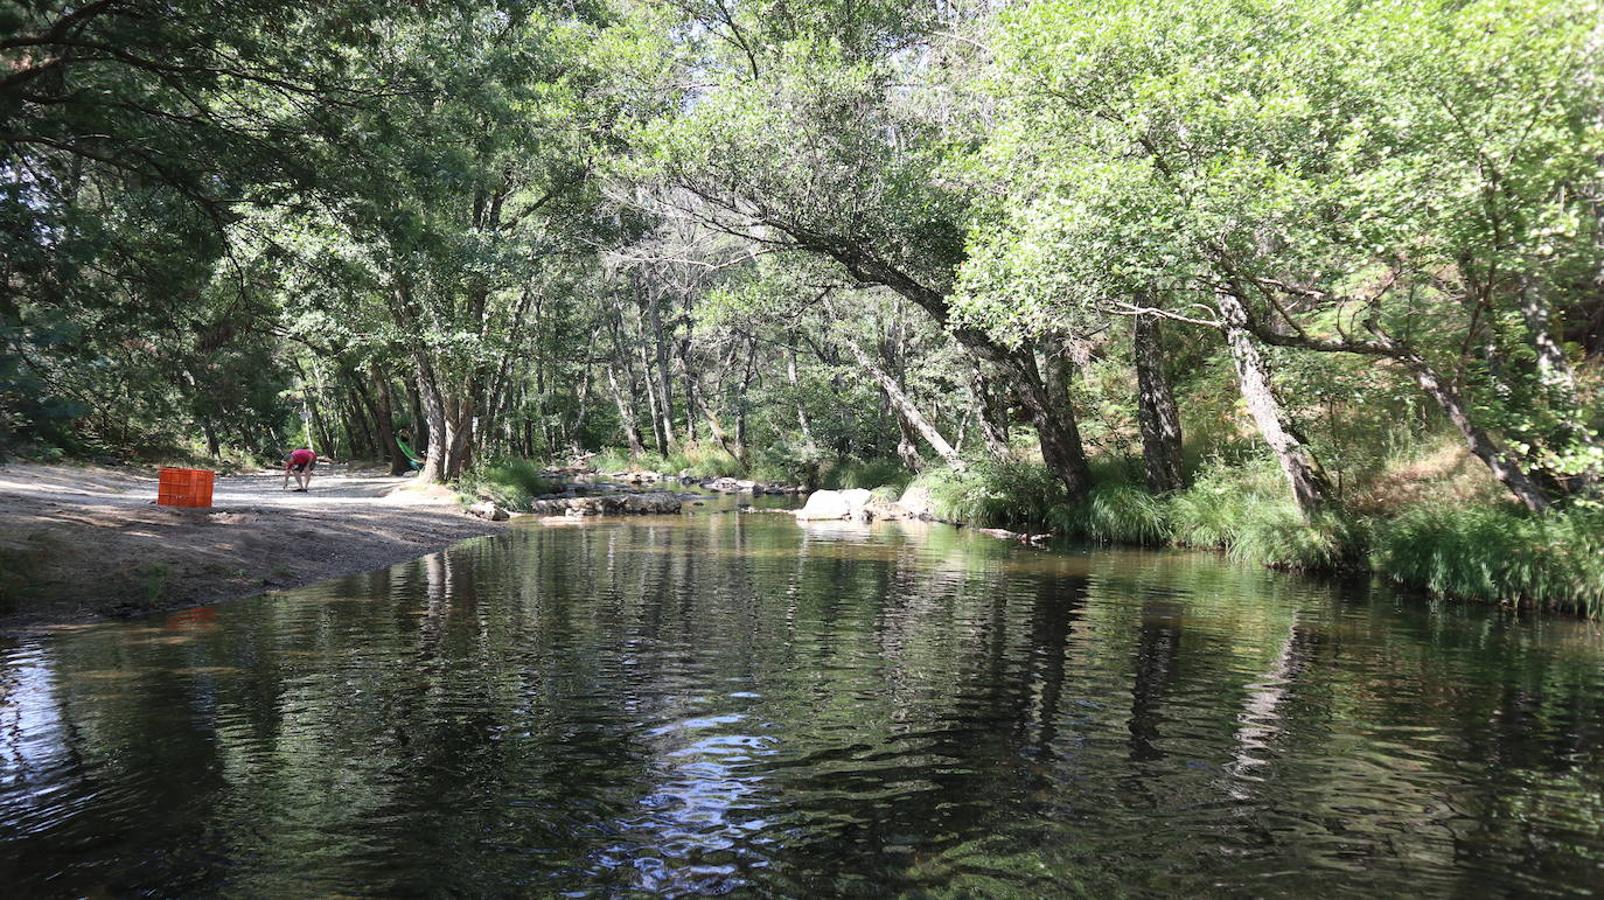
[1371,505,1604,616]
[916,461,1066,532]
[461,459,563,511]
[589,444,746,479]
[1051,483,1171,546]
[826,457,914,493]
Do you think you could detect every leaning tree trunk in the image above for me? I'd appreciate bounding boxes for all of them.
[1385,343,1555,513]
[894,411,924,471]
[840,333,962,468]
[1133,313,1186,493]
[1215,292,1333,519]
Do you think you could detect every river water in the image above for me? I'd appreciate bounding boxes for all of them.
[3,509,1602,896]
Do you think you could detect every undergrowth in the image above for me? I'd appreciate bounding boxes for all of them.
[825,458,913,493]
[460,458,562,511]
[915,461,1066,532]
[589,443,911,492]
[1371,505,1604,616]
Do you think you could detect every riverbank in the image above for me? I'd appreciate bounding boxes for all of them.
[0,463,505,631]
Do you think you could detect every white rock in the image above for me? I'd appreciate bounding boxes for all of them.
[468,501,509,521]
[794,488,875,521]
[897,484,936,520]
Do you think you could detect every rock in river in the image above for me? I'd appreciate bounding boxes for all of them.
[794,488,875,521]
[469,501,510,521]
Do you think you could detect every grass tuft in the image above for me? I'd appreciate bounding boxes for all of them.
[826,457,914,493]
[1371,505,1604,616]
[1051,484,1171,545]
[461,458,562,511]
[915,461,1065,532]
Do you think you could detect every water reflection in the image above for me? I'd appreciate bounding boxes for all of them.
[1,517,1602,896]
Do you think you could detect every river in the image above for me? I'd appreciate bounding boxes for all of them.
[2,508,1602,895]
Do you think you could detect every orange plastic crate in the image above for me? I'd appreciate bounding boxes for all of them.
[157,467,215,508]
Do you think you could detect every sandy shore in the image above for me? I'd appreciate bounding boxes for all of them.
[0,463,504,632]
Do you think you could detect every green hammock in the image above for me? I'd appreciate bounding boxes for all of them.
[395,438,424,470]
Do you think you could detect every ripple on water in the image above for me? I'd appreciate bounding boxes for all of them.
[2,521,1603,895]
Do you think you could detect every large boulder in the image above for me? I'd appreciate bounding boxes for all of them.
[897,484,936,520]
[468,501,509,521]
[623,491,682,514]
[864,495,909,521]
[794,488,875,521]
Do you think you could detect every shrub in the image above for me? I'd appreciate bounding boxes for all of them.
[587,444,745,479]
[1165,456,1286,549]
[1372,505,1604,615]
[670,444,745,479]
[749,439,829,487]
[588,447,633,473]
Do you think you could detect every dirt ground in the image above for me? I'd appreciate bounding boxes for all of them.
[0,462,505,632]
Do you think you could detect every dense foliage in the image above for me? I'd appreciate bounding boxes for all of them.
[3,0,1600,608]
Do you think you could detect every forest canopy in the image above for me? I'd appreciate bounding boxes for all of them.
[3,0,1601,605]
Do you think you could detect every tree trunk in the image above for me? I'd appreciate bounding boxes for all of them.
[370,363,410,476]
[643,289,676,450]
[1389,345,1554,512]
[787,339,815,446]
[346,386,375,459]
[968,363,1011,459]
[1216,291,1332,518]
[570,367,592,455]
[1518,274,1600,493]
[443,390,475,478]
[638,341,667,454]
[1007,348,1091,501]
[414,358,448,484]
[1133,313,1186,493]
[735,338,758,462]
[894,411,923,471]
[840,333,961,467]
[606,364,645,455]
[677,303,698,445]
[402,380,424,457]
[1520,276,1581,405]
[201,419,220,459]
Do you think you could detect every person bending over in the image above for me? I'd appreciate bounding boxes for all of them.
[283,448,318,492]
